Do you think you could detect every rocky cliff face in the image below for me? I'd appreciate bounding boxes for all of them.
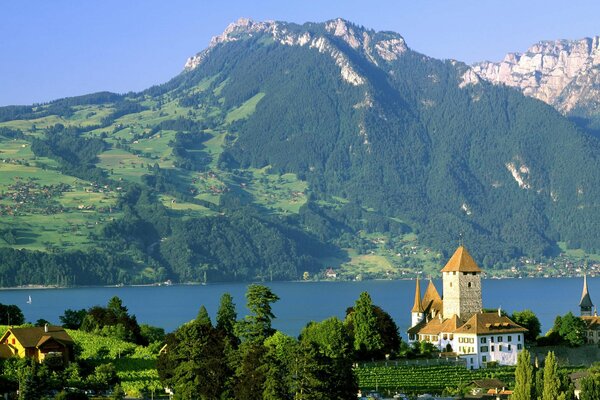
[472,37,600,115]
[184,18,409,87]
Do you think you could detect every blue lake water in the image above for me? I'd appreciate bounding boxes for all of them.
[1,277,594,337]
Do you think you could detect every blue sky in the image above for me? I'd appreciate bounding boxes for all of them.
[2,0,599,106]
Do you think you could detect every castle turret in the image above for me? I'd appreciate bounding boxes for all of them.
[441,246,482,320]
[580,274,594,317]
[411,277,424,327]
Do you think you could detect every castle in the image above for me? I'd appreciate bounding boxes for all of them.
[579,274,600,344]
[407,246,527,369]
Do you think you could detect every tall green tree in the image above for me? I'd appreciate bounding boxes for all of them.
[512,310,541,342]
[236,284,279,343]
[542,351,561,400]
[513,349,533,400]
[300,317,358,399]
[157,317,229,400]
[196,305,212,327]
[581,374,600,400]
[263,332,296,400]
[347,292,384,359]
[216,293,237,338]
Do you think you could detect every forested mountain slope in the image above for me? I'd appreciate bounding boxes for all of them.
[0,18,599,286]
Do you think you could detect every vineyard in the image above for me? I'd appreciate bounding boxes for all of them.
[68,330,163,397]
[355,364,516,394]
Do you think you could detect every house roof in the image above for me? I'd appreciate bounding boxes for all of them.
[453,312,527,335]
[581,316,600,329]
[471,378,507,389]
[440,246,482,273]
[580,275,594,308]
[412,278,423,313]
[2,326,73,349]
[408,314,461,336]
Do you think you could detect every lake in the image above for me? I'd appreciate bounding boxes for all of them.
[2,277,594,337]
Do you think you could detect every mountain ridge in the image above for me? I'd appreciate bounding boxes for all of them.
[0,18,599,286]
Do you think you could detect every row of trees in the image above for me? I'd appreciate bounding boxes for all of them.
[157,286,400,399]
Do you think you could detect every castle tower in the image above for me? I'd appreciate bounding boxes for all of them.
[411,277,424,327]
[580,274,594,317]
[441,246,482,320]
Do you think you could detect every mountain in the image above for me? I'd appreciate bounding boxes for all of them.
[472,37,600,136]
[0,18,599,286]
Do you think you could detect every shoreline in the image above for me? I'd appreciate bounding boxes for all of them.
[0,274,593,291]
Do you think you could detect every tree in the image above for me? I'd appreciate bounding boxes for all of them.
[542,351,561,400]
[139,324,165,344]
[299,318,357,399]
[157,318,230,400]
[557,312,587,347]
[580,374,600,400]
[196,305,212,327]
[58,308,87,329]
[263,332,296,400]
[513,349,533,400]
[0,304,25,325]
[347,292,384,359]
[512,310,541,342]
[236,284,279,343]
[216,293,237,338]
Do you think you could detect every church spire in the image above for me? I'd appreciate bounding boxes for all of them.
[580,274,594,317]
[412,277,423,313]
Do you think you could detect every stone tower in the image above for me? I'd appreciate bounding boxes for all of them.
[411,277,424,327]
[580,274,594,317]
[441,246,482,320]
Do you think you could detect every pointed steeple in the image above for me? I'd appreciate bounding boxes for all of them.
[412,277,423,313]
[580,274,594,316]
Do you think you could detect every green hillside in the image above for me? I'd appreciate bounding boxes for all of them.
[0,19,599,286]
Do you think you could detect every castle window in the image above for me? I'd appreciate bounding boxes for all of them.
[480,346,488,352]
[482,355,487,362]
[450,282,453,287]
[468,282,472,288]
[518,335,521,341]
[443,334,447,340]
[490,337,494,343]
[480,337,486,344]
[491,345,495,351]
[453,272,456,275]
[499,345,503,351]
[508,344,512,351]
[517,344,522,350]
[497,336,502,342]
[508,336,512,342]
[463,272,468,276]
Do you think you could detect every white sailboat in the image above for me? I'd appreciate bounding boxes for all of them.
[26,295,32,304]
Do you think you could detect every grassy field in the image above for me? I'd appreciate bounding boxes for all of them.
[225,92,265,123]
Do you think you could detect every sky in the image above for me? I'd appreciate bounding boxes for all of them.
[2,0,600,106]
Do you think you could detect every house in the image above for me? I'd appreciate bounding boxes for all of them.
[407,246,527,369]
[0,324,74,364]
[466,378,512,399]
[325,268,337,279]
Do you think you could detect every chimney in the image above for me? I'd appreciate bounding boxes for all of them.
[44,323,48,333]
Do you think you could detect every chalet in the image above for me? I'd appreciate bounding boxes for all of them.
[407,246,527,369]
[0,325,74,364]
